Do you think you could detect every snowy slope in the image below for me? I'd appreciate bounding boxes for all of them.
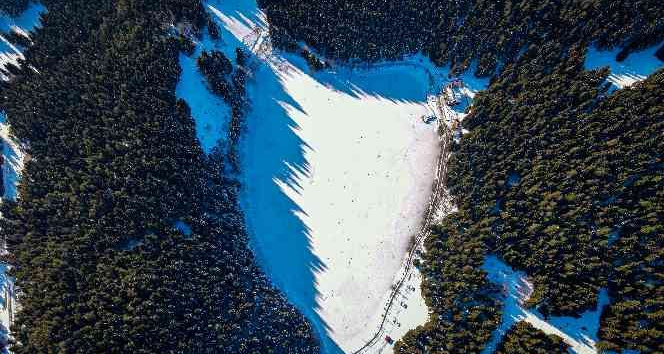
[175,32,232,154]
[0,4,44,350]
[0,113,24,203]
[0,100,24,354]
[196,2,492,352]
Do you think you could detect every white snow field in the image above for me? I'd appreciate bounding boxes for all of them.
[585,42,663,90]
[481,255,610,354]
[0,2,46,81]
[174,0,480,352]
[215,10,437,354]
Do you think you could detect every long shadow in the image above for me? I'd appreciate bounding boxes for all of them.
[204,2,340,353]
[205,1,458,352]
[0,2,46,34]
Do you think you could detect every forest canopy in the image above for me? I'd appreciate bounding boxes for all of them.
[396,44,663,353]
[258,0,664,75]
[0,0,318,352]
[0,0,29,16]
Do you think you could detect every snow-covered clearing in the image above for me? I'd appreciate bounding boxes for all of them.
[481,255,610,354]
[249,62,438,353]
[585,42,663,90]
[227,22,437,354]
[175,36,232,154]
[0,2,45,81]
[175,0,484,352]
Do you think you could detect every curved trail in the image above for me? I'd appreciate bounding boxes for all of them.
[351,91,455,354]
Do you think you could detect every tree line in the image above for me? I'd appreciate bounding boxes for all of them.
[396,43,663,353]
[257,0,663,76]
[0,0,319,352]
[0,0,29,16]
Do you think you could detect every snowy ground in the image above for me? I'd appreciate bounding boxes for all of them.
[585,42,663,90]
[0,113,25,201]
[0,113,24,354]
[0,264,12,352]
[481,255,610,354]
[181,0,487,352]
[181,1,490,352]
[175,33,232,154]
[235,36,438,354]
[0,2,45,81]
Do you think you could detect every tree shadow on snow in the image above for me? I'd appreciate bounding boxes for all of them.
[206,2,342,353]
[206,1,446,352]
[481,255,609,354]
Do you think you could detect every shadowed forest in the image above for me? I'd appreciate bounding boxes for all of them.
[258,0,663,76]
